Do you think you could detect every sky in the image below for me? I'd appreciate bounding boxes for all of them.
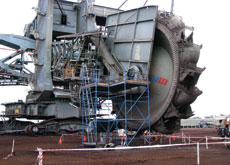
[0,0,230,117]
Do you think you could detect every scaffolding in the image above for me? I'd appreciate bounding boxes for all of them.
[81,64,151,146]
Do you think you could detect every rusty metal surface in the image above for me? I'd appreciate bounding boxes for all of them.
[57,31,108,39]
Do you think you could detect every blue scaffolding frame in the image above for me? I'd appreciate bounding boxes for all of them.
[81,64,151,146]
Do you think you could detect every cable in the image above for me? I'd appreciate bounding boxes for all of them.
[118,0,129,9]
[0,47,34,54]
[55,0,66,15]
[143,0,148,6]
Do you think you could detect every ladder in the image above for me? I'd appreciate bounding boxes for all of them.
[81,63,97,145]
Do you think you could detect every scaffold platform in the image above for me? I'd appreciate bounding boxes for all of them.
[81,65,151,146]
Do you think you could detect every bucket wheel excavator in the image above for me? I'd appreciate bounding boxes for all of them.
[0,0,203,135]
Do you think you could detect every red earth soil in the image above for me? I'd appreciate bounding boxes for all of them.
[0,128,230,165]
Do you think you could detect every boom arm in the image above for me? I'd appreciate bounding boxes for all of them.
[0,34,35,86]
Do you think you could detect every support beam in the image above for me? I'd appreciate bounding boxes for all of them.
[34,0,54,91]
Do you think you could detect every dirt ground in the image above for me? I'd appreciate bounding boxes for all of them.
[0,128,229,165]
